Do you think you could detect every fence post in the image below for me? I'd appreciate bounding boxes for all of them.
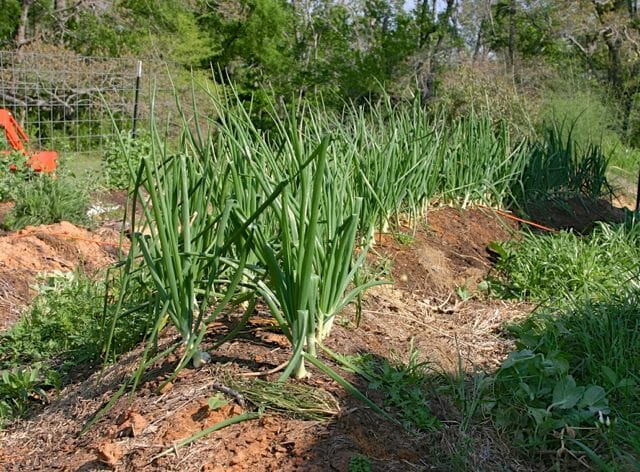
[131,60,142,138]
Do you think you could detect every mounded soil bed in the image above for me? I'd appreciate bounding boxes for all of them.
[0,221,122,330]
[0,207,536,471]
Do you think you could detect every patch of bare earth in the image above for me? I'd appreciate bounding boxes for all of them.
[0,221,122,330]
[0,207,534,471]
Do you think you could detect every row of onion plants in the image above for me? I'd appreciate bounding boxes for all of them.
[102,85,548,405]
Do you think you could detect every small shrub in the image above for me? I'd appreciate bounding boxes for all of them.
[102,132,151,189]
[0,152,32,202]
[3,172,91,230]
[435,60,538,139]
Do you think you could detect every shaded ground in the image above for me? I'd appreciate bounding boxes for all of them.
[523,196,629,233]
[0,206,536,471]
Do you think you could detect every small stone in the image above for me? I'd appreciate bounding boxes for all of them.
[117,411,148,437]
[159,381,173,394]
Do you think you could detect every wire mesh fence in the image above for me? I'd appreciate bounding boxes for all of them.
[0,49,169,158]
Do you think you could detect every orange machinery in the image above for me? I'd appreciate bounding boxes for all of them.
[0,108,58,172]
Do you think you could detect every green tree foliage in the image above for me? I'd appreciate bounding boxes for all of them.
[0,0,639,147]
[0,0,20,45]
[199,0,294,90]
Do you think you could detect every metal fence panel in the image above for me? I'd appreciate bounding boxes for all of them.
[0,50,143,156]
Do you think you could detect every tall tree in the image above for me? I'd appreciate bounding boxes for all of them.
[559,0,640,142]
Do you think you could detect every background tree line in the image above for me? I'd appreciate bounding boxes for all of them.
[1,0,640,155]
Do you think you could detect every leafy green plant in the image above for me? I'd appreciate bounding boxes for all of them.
[341,347,441,432]
[0,271,149,425]
[0,272,146,366]
[489,222,640,304]
[488,350,611,447]
[490,288,640,468]
[0,366,58,424]
[393,231,415,245]
[102,131,151,189]
[0,151,32,201]
[349,454,372,472]
[3,172,91,230]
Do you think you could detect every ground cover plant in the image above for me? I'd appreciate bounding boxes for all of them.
[487,290,640,469]
[489,220,640,304]
[485,214,640,468]
[0,272,149,426]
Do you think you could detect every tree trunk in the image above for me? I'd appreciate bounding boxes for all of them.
[15,0,34,48]
[621,92,635,139]
[507,0,516,78]
[472,18,484,61]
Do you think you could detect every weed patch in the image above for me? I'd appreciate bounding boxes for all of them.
[489,221,640,304]
[0,272,150,425]
[3,172,91,230]
[340,347,441,432]
[488,291,640,468]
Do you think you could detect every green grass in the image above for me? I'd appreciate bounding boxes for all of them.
[493,292,640,469]
[489,220,640,305]
[514,121,612,204]
[63,152,103,176]
[3,172,91,230]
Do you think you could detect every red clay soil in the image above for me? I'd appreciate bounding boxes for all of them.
[0,207,536,472]
[0,221,121,330]
[377,206,518,298]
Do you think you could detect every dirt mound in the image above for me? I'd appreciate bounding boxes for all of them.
[378,206,518,298]
[0,221,121,330]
